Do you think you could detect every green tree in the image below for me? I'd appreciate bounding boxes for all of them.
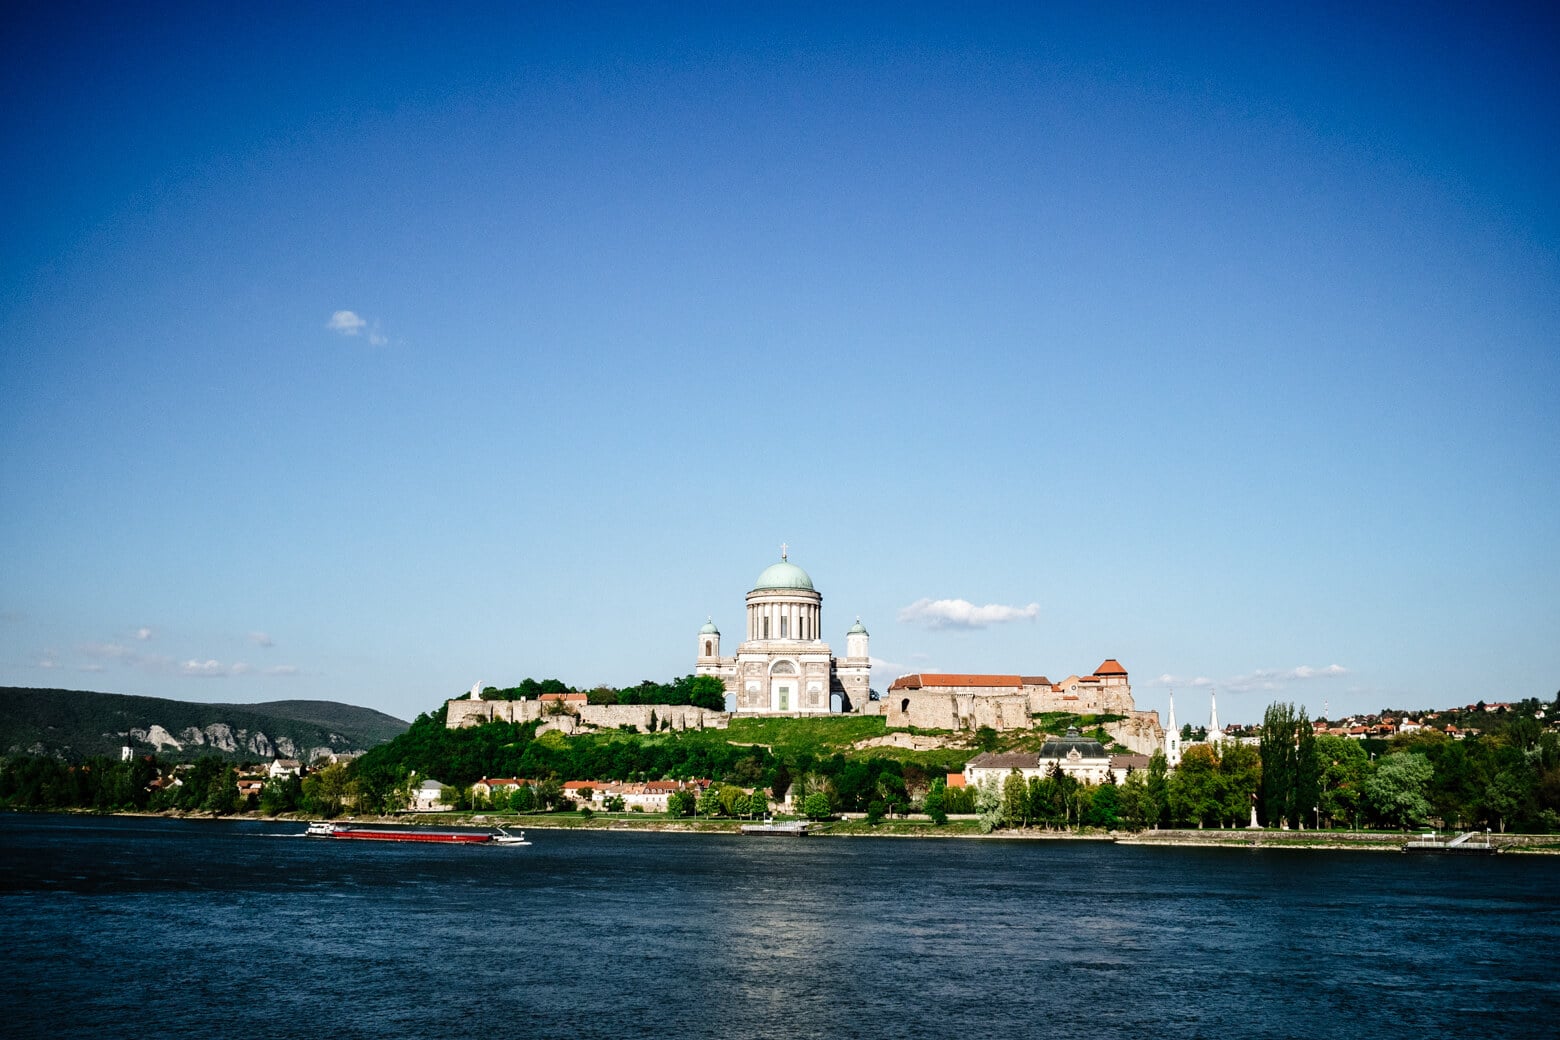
[1001,769,1028,829]
[204,765,240,815]
[1145,750,1170,828]
[301,762,354,817]
[1084,782,1122,829]
[1484,768,1535,833]
[1259,702,1296,825]
[866,799,886,825]
[509,785,537,813]
[1218,741,1262,828]
[259,774,302,815]
[922,779,948,825]
[698,785,725,817]
[1314,735,1367,828]
[1364,752,1434,830]
[974,775,1003,833]
[1169,745,1222,828]
[802,792,832,820]
[1118,770,1152,831]
[747,791,768,819]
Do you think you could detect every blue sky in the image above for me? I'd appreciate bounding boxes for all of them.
[3,3,1556,727]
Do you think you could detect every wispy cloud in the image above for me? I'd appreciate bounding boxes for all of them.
[327,310,391,346]
[326,310,367,335]
[82,642,142,663]
[76,638,296,679]
[869,656,910,687]
[135,627,153,641]
[1155,665,1349,694]
[897,597,1039,630]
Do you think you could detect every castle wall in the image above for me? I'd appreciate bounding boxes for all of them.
[884,691,1033,731]
[446,698,728,733]
[1026,681,1137,717]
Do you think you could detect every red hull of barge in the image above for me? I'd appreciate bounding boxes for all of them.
[332,829,491,844]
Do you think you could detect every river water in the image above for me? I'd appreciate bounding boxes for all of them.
[2,813,1556,1039]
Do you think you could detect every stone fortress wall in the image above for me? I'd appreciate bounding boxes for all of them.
[883,661,1165,757]
[447,698,729,735]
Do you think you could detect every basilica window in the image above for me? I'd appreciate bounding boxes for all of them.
[780,616,788,638]
[763,617,769,639]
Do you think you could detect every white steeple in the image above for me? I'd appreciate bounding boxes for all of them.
[1207,689,1224,745]
[1165,690,1182,767]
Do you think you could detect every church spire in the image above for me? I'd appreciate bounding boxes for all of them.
[1165,689,1182,767]
[1208,689,1223,745]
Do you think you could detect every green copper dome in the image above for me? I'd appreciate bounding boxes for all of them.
[699,618,720,635]
[753,558,815,591]
[847,618,868,636]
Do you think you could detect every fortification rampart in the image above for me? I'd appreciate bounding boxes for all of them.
[446,698,728,733]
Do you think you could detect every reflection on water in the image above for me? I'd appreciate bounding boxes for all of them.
[3,814,1558,1039]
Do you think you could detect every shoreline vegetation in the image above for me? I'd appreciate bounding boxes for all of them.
[7,688,1557,839]
[29,807,1560,853]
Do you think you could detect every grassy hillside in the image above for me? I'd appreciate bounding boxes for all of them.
[0,687,409,762]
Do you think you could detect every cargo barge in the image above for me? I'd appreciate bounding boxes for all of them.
[305,822,495,844]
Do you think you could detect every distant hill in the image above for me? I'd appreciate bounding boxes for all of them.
[0,687,410,763]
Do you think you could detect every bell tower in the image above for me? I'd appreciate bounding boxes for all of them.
[697,618,720,662]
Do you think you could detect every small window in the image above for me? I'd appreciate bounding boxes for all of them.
[704,640,712,657]
[901,698,910,713]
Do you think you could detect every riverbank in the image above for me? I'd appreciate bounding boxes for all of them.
[28,808,1560,852]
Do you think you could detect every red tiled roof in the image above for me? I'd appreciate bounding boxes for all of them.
[945,773,967,788]
[889,673,1024,690]
[1094,659,1128,676]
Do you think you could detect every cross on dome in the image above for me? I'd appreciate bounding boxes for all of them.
[780,541,788,561]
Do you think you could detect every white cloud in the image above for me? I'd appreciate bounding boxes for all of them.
[264,665,300,677]
[897,597,1039,630]
[368,329,388,347]
[326,310,367,335]
[83,642,139,662]
[135,627,153,641]
[36,656,57,669]
[249,631,274,648]
[180,659,226,677]
[1156,665,1350,694]
[230,662,253,676]
[869,656,910,687]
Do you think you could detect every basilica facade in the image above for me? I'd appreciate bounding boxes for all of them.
[695,551,870,714]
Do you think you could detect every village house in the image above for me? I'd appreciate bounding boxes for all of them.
[412,779,448,811]
[472,778,524,802]
[963,728,1116,788]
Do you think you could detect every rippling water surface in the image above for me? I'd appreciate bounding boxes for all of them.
[3,813,1557,1039]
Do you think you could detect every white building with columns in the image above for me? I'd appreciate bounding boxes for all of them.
[696,550,871,714]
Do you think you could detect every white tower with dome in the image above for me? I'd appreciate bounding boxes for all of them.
[696,547,871,714]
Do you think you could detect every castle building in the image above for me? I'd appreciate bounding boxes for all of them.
[695,550,870,714]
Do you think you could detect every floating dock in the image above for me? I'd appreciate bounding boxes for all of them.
[1402,831,1497,855]
[741,821,811,836]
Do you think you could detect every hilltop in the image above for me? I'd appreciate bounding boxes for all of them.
[0,687,409,763]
